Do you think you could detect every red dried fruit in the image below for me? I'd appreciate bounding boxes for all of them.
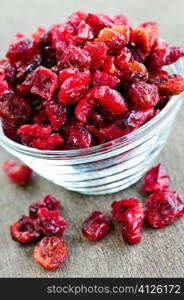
[84,41,108,69]
[115,47,133,70]
[15,55,41,81]
[100,108,153,140]
[58,67,79,83]
[121,61,149,83]
[6,36,38,62]
[113,14,130,26]
[10,216,39,243]
[33,236,68,271]
[67,11,88,27]
[143,164,170,192]
[51,24,75,54]
[111,198,139,222]
[92,70,120,88]
[67,122,92,149]
[32,27,46,42]
[31,66,58,100]
[86,13,114,36]
[145,190,184,228]
[82,211,111,241]
[36,208,68,237]
[94,86,127,115]
[76,20,94,43]
[58,70,90,104]
[86,125,106,145]
[129,81,159,109]
[122,203,145,244]
[75,93,95,123]
[157,74,184,96]
[29,194,61,219]
[0,90,32,126]
[102,55,121,76]
[131,22,159,53]
[18,124,63,150]
[2,121,21,143]
[60,45,91,71]
[88,110,107,128]
[3,61,17,89]
[147,41,184,70]
[45,98,68,128]
[2,161,32,185]
[0,74,8,96]
[148,69,169,85]
[39,31,57,68]
[96,26,130,53]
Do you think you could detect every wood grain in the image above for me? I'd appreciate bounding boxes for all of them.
[0,0,184,278]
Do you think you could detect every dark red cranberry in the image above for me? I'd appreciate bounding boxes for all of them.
[2,161,32,185]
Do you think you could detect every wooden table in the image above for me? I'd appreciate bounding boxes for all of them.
[0,0,184,278]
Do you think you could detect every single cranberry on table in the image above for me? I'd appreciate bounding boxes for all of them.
[111,198,139,222]
[2,161,32,185]
[82,211,111,241]
[33,236,68,271]
[29,194,61,219]
[143,164,170,192]
[10,216,40,243]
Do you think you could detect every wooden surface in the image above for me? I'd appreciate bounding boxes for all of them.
[0,0,184,278]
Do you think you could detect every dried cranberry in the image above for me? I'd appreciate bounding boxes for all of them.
[143,164,170,192]
[0,90,32,126]
[84,41,108,69]
[92,70,119,88]
[115,47,133,70]
[10,216,39,243]
[76,20,94,43]
[32,27,46,42]
[100,108,153,140]
[86,13,114,36]
[66,122,92,149]
[29,194,61,219]
[121,61,149,83]
[58,67,79,83]
[74,89,96,123]
[33,236,68,271]
[60,45,91,71]
[82,211,111,241]
[45,98,68,129]
[145,190,184,228]
[58,70,90,104]
[113,14,130,26]
[51,24,75,54]
[102,55,121,76]
[2,161,32,185]
[2,121,21,143]
[0,74,8,96]
[36,208,68,237]
[31,66,58,100]
[15,55,41,81]
[157,74,184,96]
[88,110,107,128]
[122,203,145,244]
[129,81,159,109]
[67,11,88,27]
[111,198,139,222]
[86,125,106,145]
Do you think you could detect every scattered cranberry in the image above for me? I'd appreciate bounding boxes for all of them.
[143,164,170,192]
[36,208,68,237]
[2,161,32,185]
[82,211,111,241]
[29,194,61,219]
[145,190,184,228]
[33,236,68,270]
[111,198,139,222]
[10,216,39,243]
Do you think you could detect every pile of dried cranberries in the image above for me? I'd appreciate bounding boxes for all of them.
[0,11,184,150]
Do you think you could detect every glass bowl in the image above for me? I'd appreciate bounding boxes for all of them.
[0,59,183,195]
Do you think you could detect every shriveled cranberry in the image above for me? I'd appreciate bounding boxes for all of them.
[36,208,68,237]
[76,20,94,43]
[121,61,149,83]
[33,236,68,271]
[111,198,139,222]
[147,41,184,70]
[74,89,96,123]
[6,36,38,62]
[0,90,32,127]
[45,98,68,128]
[67,11,88,27]
[60,45,91,71]
[92,70,119,88]
[115,47,133,70]
[15,55,41,81]
[82,211,111,241]
[84,41,108,69]
[148,69,169,85]
[143,164,170,192]
[157,74,184,96]
[31,66,58,100]
[39,31,57,68]
[0,74,8,96]
[145,190,184,228]
[10,216,39,243]
[94,86,127,115]
[2,161,32,185]
[100,108,153,140]
[131,22,159,53]
[122,203,145,244]
[29,194,61,219]
[2,121,21,143]
[58,67,79,83]
[58,70,90,104]
[102,55,121,76]
[113,14,130,26]
[86,125,106,145]
[96,26,130,53]
[66,122,92,149]
[2,61,17,89]
[86,13,114,36]
[51,24,75,54]
[88,110,107,128]
[129,81,159,109]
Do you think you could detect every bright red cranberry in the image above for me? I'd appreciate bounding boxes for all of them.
[74,88,96,123]
[122,203,145,244]
[45,98,68,129]
[2,161,32,185]
[129,81,159,109]
[84,41,108,69]
[66,122,92,149]
[82,211,111,241]
[115,47,133,70]
[10,216,39,243]
[143,164,170,192]
[58,67,79,83]
[29,194,61,219]
[33,236,68,271]
[86,13,114,36]
[145,190,184,228]
[111,198,139,222]
[76,20,94,43]
[0,74,8,96]
[36,208,68,237]
[91,70,120,88]
[102,55,121,76]
[60,45,91,71]
[113,14,130,26]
